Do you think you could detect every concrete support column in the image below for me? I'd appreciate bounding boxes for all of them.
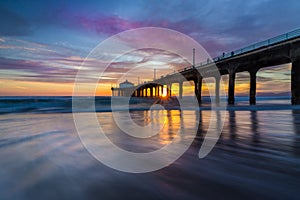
[249,70,258,105]
[168,84,172,97]
[194,77,202,104]
[133,90,136,97]
[158,86,161,96]
[198,77,203,104]
[166,85,169,97]
[150,87,153,97]
[157,86,160,96]
[228,71,236,105]
[292,60,300,104]
[179,81,183,99]
[215,76,220,104]
[161,86,164,96]
[194,79,198,99]
[166,84,171,97]
[165,86,168,96]
[158,86,160,96]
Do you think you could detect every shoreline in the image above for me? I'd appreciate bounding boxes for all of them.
[2,105,300,115]
[1,96,300,115]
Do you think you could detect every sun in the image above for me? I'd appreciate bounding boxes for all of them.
[161,87,167,98]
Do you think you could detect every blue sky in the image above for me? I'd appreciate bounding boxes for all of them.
[1,0,300,95]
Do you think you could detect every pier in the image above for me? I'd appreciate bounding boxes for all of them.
[112,28,300,105]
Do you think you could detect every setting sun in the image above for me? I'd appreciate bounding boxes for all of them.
[161,87,167,98]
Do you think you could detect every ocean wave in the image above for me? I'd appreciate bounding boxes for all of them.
[0,96,298,114]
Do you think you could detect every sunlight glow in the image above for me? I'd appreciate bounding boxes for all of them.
[161,87,167,97]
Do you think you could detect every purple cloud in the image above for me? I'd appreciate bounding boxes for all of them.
[76,15,142,35]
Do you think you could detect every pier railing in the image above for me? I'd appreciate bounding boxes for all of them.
[160,28,300,79]
[213,28,300,62]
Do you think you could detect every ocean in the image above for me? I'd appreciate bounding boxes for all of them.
[0,96,300,199]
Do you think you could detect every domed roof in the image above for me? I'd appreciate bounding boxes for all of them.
[120,80,133,85]
[119,80,134,88]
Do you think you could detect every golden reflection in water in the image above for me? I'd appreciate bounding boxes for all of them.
[128,109,198,146]
[158,110,180,145]
[99,108,300,154]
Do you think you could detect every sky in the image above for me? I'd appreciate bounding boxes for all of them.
[0,0,300,96]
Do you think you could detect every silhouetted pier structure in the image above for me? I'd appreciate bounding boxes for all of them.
[112,81,164,97]
[111,28,300,105]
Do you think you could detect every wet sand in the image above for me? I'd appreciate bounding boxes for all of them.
[0,109,300,200]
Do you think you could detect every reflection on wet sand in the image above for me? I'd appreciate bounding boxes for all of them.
[229,110,237,140]
[251,110,260,145]
[125,108,300,159]
[190,109,300,157]
[292,110,300,156]
[104,109,199,151]
[1,109,300,199]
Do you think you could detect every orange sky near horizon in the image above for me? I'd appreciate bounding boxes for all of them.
[0,63,292,97]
